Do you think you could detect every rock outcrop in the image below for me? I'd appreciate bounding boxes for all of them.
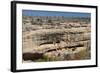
[22,16,91,62]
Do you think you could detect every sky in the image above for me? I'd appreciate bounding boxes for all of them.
[22,10,91,18]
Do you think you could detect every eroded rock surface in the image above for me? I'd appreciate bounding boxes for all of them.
[22,16,91,62]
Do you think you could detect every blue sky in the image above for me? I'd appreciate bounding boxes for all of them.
[22,10,91,18]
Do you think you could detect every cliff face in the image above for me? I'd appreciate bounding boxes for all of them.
[22,16,91,62]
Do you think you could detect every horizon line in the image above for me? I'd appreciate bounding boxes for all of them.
[22,10,91,18]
